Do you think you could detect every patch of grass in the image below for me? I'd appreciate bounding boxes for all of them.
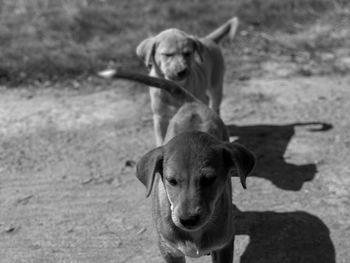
[0,0,348,85]
[0,1,141,84]
[0,0,236,85]
[236,0,349,31]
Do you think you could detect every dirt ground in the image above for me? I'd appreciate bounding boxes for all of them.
[0,64,349,263]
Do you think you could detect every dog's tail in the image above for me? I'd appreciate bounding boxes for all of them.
[204,16,239,43]
[98,69,201,103]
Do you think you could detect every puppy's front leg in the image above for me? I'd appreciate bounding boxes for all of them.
[211,237,234,263]
[207,87,222,116]
[158,239,185,263]
[153,114,169,146]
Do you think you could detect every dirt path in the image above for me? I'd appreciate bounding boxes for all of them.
[0,75,349,263]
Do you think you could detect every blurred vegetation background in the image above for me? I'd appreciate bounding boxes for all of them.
[0,0,349,85]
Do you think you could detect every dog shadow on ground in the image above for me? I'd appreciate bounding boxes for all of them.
[227,122,333,191]
[233,207,336,263]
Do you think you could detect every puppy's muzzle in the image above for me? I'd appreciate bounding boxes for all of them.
[179,214,201,229]
[176,69,189,80]
[168,68,189,82]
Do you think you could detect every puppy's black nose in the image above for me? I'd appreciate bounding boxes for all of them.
[177,69,188,79]
[179,214,200,228]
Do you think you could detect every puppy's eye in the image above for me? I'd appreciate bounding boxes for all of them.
[183,52,192,57]
[200,176,216,187]
[167,178,178,186]
[163,53,174,57]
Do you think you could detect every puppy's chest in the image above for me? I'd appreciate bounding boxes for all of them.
[175,235,207,257]
[173,231,227,258]
[186,65,210,97]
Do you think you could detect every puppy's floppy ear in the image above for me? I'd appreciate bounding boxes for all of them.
[136,146,163,197]
[191,37,204,62]
[136,37,156,68]
[221,142,256,189]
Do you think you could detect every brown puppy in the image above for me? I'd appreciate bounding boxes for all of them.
[99,69,255,263]
[136,17,239,146]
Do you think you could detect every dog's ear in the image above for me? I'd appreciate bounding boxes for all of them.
[221,142,256,189]
[191,37,204,62]
[136,146,163,197]
[136,37,156,68]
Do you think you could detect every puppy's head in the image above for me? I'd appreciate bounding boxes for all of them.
[136,131,255,232]
[136,29,203,82]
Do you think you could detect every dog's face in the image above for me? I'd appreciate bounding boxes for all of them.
[136,29,203,82]
[136,132,256,232]
[162,139,229,231]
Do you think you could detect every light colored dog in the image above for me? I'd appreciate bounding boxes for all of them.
[99,69,255,263]
[136,17,239,146]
